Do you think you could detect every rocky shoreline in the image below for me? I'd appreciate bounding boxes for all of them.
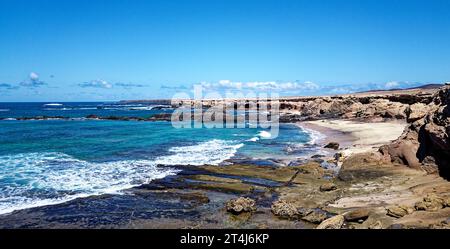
[0,85,449,229]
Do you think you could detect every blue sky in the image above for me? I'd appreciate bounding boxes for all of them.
[1,0,450,101]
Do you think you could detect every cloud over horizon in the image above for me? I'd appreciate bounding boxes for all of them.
[114,82,147,88]
[0,83,19,90]
[162,80,434,96]
[198,80,321,92]
[19,72,46,88]
[78,79,113,89]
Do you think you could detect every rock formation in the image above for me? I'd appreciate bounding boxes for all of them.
[382,86,450,179]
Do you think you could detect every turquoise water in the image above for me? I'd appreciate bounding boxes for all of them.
[0,102,321,214]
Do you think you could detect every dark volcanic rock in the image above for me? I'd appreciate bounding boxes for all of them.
[324,142,339,150]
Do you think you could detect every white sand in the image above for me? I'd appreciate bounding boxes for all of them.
[306,119,407,155]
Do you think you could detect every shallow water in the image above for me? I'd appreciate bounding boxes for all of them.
[0,102,322,214]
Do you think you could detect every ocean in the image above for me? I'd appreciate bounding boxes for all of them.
[0,102,323,215]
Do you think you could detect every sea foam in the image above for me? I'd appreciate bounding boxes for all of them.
[0,139,243,214]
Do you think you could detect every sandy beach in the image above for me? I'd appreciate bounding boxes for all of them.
[300,119,408,157]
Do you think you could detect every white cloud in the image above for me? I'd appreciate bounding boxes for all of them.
[20,72,46,87]
[29,72,39,81]
[115,82,146,88]
[385,81,400,89]
[79,79,113,89]
[198,80,320,92]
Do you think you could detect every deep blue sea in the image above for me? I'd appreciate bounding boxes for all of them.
[0,102,323,214]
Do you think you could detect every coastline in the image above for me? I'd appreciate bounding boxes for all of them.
[298,119,408,158]
[1,85,450,229]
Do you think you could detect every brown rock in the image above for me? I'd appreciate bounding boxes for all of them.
[344,209,370,222]
[226,197,256,214]
[338,152,388,181]
[319,182,337,192]
[316,215,345,229]
[384,128,422,169]
[271,200,299,219]
[368,220,383,229]
[383,86,450,179]
[295,161,326,177]
[445,197,450,207]
[301,210,328,224]
[414,194,445,211]
[386,205,411,218]
[406,103,428,122]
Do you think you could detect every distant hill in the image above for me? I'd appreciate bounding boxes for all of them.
[405,83,444,90]
[357,83,443,93]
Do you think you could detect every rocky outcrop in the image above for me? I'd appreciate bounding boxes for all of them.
[405,103,429,122]
[324,142,339,150]
[382,86,450,179]
[301,210,328,224]
[275,88,437,122]
[386,205,413,218]
[271,200,299,219]
[225,197,256,214]
[338,152,391,181]
[414,194,446,211]
[316,215,345,229]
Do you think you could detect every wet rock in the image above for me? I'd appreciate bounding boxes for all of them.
[297,207,314,217]
[196,182,255,194]
[147,113,172,121]
[344,209,370,222]
[188,175,241,183]
[301,210,328,224]
[86,114,99,119]
[324,142,339,150]
[386,205,412,218]
[201,164,297,183]
[316,215,345,229]
[334,152,345,163]
[225,197,256,214]
[319,182,337,192]
[338,152,389,181]
[271,200,299,219]
[295,161,326,177]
